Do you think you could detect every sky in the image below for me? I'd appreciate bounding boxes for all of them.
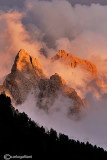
[68,0,107,5]
[1,0,107,8]
[0,0,107,150]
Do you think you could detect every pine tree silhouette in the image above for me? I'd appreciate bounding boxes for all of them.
[0,93,107,160]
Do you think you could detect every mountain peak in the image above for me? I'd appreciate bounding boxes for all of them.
[15,49,30,65]
[50,73,66,86]
[11,49,30,72]
[11,49,45,77]
[38,72,84,111]
[57,50,67,57]
[2,49,46,104]
[18,48,28,55]
[52,50,97,77]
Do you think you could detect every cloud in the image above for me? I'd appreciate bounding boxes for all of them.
[0,0,25,10]
[0,10,44,80]
[68,0,107,6]
[19,1,107,60]
[1,1,107,66]
[17,90,107,151]
[1,0,107,10]
[21,0,107,95]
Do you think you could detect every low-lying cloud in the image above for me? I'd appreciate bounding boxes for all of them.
[17,90,107,151]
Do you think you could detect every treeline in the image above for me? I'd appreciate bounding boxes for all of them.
[0,94,107,159]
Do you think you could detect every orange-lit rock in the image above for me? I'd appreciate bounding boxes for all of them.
[12,49,45,78]
[51,50,97,78]
[3,49,46,104]
[1,49,85,114]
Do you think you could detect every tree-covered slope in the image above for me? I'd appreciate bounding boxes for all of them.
[0,94,107,159]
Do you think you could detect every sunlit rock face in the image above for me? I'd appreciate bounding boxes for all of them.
[11,49,45,78]
[51,50,97,78]
[2,49,46,104]
[37,73,84,113]
[0,49,84,114]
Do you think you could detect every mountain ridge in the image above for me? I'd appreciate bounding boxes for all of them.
[51,50,97,78]
[0,49,88,113]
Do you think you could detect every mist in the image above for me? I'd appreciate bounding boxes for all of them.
[0,0,107,151]
[17,90,107,151]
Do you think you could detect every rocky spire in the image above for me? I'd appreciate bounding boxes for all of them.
[37,73,84,112]
[51,50,97,77]
[2,49,46,104]
[11,49,46,78]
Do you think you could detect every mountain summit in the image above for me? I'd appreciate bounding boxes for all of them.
[11,49,46,78]
[37,73,84,112]
[2,49,46,104]
[0,49,85,114]
[51,50,97,77]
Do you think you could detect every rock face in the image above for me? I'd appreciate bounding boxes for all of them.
[37,73,84,113]
[0,49,84,114]
[2,49,46,104]
[51,50,97,78]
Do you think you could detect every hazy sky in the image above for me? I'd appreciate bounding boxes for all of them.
[1,0,107,9]
[68,0,107,5]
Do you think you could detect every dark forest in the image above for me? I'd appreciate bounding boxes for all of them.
[0,94,107,160]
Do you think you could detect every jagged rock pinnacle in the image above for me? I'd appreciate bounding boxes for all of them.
[57,50,67,57]
[37,72,84,112]
[51,50,97,77]
[11,49,45,78]
[38,73,66,94]
[50,73,66,86]
[2,49,46,104]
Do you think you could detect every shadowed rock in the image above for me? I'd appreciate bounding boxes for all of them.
[37,73,84,113]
